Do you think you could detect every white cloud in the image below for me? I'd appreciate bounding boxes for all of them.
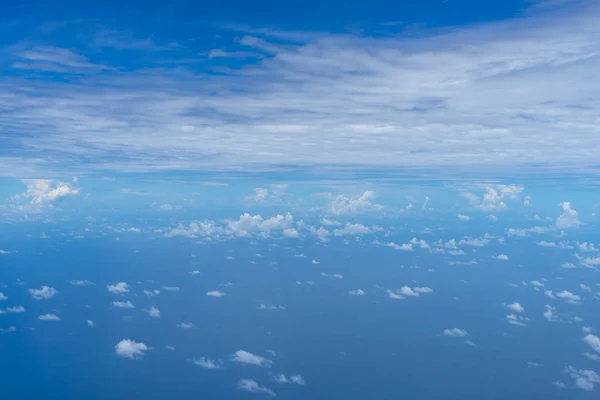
[442,328,468,337]
[333,223,372,236]
[273,374,306,385]
[207,290,226,297]
[581,284,592,292]
[530,280,544,288]
[329,191,383,215]
[382,241,413,251]
[349,289,366,296]
[396,286,433,297]
[464,340,477,347]
[459,237,489,247]
[189,270,201,275]
[193,358,223,369]
[143,289,160,297]
[556,290,581,303]
[177,322,193,329]
[506,314,528,327]
[5,4,600,177]
[543,305,557,322]
[245,188,269,202]
[457,214,470,221]
[232,350,272,367]
[10,179,80,212]
[112,300,134,308]
[38,313,61,321]
[564,366,600,391]
[556,202,581,229]
[29,286,59,300]
[0,292,7,301]
[162,286,180,292]
[493,254,509,261]
[144,306,160,318]
[6,306,26,313]
[237,379,276,396]
[107,282,130,294]
[87,320,94,327]
[69,280,94,286]
[115,339,149,359]
[505,302,525,313]
[584,334,600,354]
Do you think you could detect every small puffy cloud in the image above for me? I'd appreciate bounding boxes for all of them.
[564,366,600,391]
[188,270,201,275]
[493,254,509,261]
[442,328,468,337]
[464,340,477,347]
[333,223,372,236]
[556,290,581,304]
[383,241,413,251]
[87,320,94,327]
[459,237,489,247]
[29,286,59,300]
[0,292,7,301]
[283,228,299,238]
[505,302,525,313]
[112,300,134,308]
[580,284,591,292]
[349,289,366,296]
[6,305,26,313]
[506,314,528,327]
[207,290,226,297]
[144,306,160,318]
[584,334,600,354]
[457,214,470,221]
[232,350,272,367]
[329,191,383,215]
[69,280,94,286]
[530,280,544,288]
[177,322,193,329]
[398,286,432,297]
[143,289,160,297]
[107,282,130,294]
[556,202,581,229]
[543,305,557,322]
[38,313,61,321]
[115,339,149,359]
[387,289,405,300]
[193,358,223,369]
[273,374,305,385]
[545,290,556,299]
[553,380,567,389]
[245,188,269,202]
[237,379,276,396]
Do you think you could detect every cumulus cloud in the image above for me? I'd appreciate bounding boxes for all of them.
[543,305,557,322]
[107,282,130,294]
[273,374,306,385]
[333,223,372,236]
[112,300,134,308]
[29,286,59,300]
[38,313,61,321]
[232,350,272,367]
[144,306,160,318]
[584,334,600,354]
[457,214,470,221]
[493,254,509,261]
[193,358,224,369]
[10,179,80,212]
[564,366,600,391]
[441,328,468,337]
[349,289,366,296]
[6,306,26,313]
[505,302,525,313]
[329,191,383,215]
[556,202,581,229]
[237,379,275,396]
[115,339,149,359]
[207,291,226,297]
[556,290,581,304]
[506,314,528,327]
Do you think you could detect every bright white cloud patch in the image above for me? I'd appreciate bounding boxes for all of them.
[564,366,600,391]
[144,306,160,318]
[442,328,468,337]
[237,379,275,396]
[505,302,525,313]
[107,282,130,294]
[112,300,134,308]
[555,202,581,229]
[38,313,61,321]
[207,291,226,297]
[349,289,366,296]
[115,339,149,359]
[10,179,80,212]
[29,286,58,300]
[193,358,223,369]
[232,350,272,367]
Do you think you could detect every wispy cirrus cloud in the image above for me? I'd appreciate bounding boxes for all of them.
[1,2,600,177]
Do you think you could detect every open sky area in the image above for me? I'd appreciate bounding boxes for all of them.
[2,0,600,399]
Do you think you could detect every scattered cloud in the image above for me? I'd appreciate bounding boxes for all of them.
[38,313,61,321]
[193,358,224,369]
[441,328,468,337]
[232,350,272,367]
[29,286,59,300]
[237,379,275,397]
[107,282,130,294]
[115,339,149,359]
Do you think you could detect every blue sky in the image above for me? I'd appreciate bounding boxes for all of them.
[2,0,600,398]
